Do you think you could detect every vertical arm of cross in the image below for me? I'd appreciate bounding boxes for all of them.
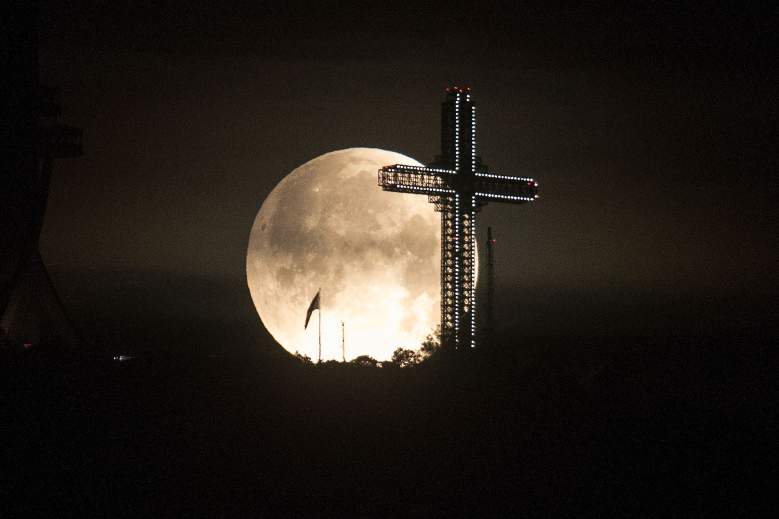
[435,193,481,350]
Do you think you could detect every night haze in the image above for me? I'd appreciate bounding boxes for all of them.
[2,1,776,516]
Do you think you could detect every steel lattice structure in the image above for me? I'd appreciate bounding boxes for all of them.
[379,87,539,350]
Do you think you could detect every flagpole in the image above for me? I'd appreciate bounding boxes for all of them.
[341,321,345,362]
[318,291,322,363]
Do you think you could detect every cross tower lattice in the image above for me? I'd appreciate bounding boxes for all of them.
[378,86,539,350]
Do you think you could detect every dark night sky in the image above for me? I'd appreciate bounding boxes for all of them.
[35,1,776,353]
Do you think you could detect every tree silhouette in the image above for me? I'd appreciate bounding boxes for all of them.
[293,351,313,365]
[389,347,420,368]
[318,359,342,367]
[350,355,379,367]
[419,326,442,360]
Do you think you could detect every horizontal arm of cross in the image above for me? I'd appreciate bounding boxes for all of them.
[473,172,539,204]
[378,164,456,195]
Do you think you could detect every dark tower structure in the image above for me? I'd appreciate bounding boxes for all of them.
[1,2,83,349]
[379,87,538,350]
[484,226,496,345]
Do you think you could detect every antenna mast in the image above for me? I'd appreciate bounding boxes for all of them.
[485,227,496,345]
[318,291,322,363]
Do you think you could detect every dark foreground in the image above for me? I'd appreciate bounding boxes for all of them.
[2,329,774,517]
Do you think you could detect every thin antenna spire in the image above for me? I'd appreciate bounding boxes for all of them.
[486,226,495,345]
[341,321,345,362]
[318,291,322,363]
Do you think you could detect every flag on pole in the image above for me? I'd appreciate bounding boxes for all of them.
[304,289,320,329]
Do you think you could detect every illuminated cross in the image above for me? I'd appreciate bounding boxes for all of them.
[379,86,539,350]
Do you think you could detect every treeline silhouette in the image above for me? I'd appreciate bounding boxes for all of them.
[295,327,442,368]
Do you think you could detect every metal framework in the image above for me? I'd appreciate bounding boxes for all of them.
[379,86,539,350]
[1,3,83,350]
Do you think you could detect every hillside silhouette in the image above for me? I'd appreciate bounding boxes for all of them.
[3,316,773,517]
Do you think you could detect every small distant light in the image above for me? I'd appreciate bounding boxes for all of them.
[23,342,33,349]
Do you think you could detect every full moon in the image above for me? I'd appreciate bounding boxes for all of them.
[246,148,440,361]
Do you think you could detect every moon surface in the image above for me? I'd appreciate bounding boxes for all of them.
[246,148,440,361]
